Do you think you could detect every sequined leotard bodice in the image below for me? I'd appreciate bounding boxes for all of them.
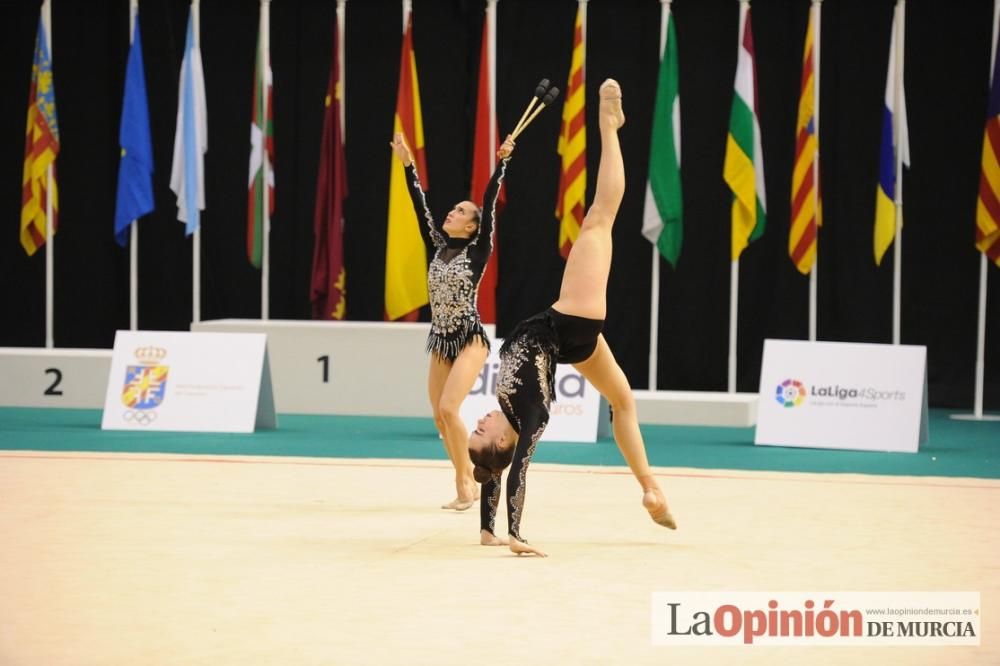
[478,331,554,543]
[404,160,508,361]
[478,309,604,543]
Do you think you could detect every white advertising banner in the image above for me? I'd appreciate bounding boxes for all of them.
[755,339,928,453]
[101,330,276,433]
[460,339,608,443]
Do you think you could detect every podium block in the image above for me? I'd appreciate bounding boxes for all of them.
[0,348,111,408]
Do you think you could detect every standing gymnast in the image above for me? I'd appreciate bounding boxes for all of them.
[390,131,515,511]
[468,79,676,556]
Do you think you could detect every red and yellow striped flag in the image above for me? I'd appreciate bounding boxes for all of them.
[21,14,60,256]
[385,10,429,321]
[556,4,586,259]
[790,10,820,274]
[976,20,1000,266]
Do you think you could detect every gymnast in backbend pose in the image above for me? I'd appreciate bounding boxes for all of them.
[390,131,515,511]
[468,79,676,556]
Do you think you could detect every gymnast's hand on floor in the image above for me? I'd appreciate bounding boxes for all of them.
[480,529,508,546]
[509,535,546,558]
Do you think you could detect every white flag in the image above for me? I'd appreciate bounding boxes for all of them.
[170,8,208,236]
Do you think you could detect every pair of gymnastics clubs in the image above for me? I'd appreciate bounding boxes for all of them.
[510,78,560,140]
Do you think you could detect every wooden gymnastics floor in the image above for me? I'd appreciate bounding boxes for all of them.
[1,451,996,665]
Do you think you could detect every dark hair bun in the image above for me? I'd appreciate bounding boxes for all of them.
[473,465,494,484]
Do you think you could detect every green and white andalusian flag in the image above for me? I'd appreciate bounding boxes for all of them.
[642,8,682,268]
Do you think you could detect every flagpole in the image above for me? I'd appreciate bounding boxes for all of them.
[974,0,1000,420]
[649,252,660,390]
[891,0,905,345]
[129,0,139,332]
[971,251,993,419]
[192,0,201,324]
[648,0,670,391]
[809,0,821,342]
[261,0,271,320]
[729,260,739,393]
[337,0,346,143]
[728,0,748,394]
[954,0,1000,422]
[488,0,497,177]
[488,0,499,322]
[973,0,1000,418]
[43,0,54,348]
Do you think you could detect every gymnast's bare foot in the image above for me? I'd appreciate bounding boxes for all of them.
[441,497,473,510]
[441,476,478,511]
[480,529,508,546]
[509,536,547,557]
[643,487,677,530]
[599,78,625,130]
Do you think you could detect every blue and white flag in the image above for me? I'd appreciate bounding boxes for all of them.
[170,8,208,236]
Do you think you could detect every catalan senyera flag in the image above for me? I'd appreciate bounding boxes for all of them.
[874,10,909,266]
[725,1,766,261]
[248,5,274,269]
[976,19,1000,266]
[556,4,586,259]
[385,11,429,321]
[311,16,348,320]
[21,13,59,257]
[471,11,503,324]
[790,10,820,274]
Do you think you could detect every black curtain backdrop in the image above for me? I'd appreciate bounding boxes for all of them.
[1,0,998,409]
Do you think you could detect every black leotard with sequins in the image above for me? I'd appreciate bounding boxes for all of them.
[404,160,508,361]
[478,308,603,543]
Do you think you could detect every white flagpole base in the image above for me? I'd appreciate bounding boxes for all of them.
[948,413,1000,422]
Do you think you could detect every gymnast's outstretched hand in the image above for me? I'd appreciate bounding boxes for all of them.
[389,132,413,166]
[497,134,515,160]
[509,535,547,558]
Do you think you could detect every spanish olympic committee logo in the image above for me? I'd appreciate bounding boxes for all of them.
[775,379,806,408]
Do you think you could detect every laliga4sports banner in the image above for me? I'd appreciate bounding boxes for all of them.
[755,339,928,453]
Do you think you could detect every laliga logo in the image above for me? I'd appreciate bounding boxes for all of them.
[775,379,806,408]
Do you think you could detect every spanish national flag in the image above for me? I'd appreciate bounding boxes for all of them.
[384,8,429,321]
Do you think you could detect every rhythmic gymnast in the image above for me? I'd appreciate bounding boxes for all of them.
[390,131,515,511]
[468,79,676,556]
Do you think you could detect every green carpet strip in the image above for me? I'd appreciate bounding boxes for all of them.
[0,408,997,480]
